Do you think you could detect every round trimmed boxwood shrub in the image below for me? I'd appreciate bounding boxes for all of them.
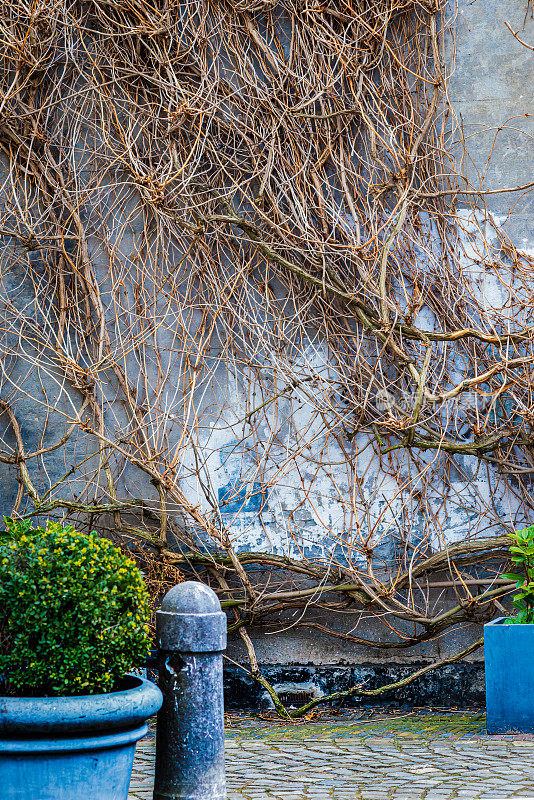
[0,519,151,696]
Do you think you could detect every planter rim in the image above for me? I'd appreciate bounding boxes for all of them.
[0,674,162,736]
[485,616,534,627]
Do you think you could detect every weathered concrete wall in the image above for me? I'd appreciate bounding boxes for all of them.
[0,0,532,706]
[449,0,533,247]
[221,0,534,703]
[223,662,486,710]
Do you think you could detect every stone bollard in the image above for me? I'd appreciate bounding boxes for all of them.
[153,581,227,800]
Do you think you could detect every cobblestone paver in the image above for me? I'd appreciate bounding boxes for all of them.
[129,712,534,799]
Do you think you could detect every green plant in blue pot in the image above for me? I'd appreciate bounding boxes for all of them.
[502,524,534,624]
[485,523,534,733]
[0,519,162,800]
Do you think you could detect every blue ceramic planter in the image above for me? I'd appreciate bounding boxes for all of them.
[485,617,534,733]
[0,675,162,800]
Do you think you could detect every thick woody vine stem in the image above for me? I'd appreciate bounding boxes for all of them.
[287,637,485,718]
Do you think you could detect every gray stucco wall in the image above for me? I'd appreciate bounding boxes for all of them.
[227,0,534,702]
[0,0,532,706]
[450,0,533,246]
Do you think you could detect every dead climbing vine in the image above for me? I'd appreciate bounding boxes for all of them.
[0,0,533,714]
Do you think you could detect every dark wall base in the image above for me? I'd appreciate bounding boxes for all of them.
[223,662,485,710]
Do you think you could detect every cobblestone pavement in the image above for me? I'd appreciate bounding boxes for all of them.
[129,711,534,799]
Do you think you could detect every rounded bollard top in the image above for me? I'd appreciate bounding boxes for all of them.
[157,581,227,652]
[160,580,222,615]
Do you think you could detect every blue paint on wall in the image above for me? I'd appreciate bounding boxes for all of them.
[217,441,268,516]
[218,481,267,513]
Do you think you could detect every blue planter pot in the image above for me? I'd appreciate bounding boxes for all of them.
[0,675,162,800]
[485,617,534,733]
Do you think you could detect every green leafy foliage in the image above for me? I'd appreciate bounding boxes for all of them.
[503,524,534,624]
[0,519,151,696]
